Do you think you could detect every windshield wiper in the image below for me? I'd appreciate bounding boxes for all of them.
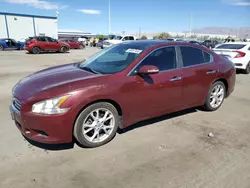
[79,66,99,74]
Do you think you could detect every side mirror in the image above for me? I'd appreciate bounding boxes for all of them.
[138,65,159,75]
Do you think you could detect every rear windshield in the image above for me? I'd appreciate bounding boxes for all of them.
[216,44,246,49]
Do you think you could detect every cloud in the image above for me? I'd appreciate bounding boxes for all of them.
[224,0,250,6]
[5,0,68,10]
[77,9,101,14]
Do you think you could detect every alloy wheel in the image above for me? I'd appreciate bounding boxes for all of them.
[209,85,224,109]
[82,108,115,143]
[0,45,3,51]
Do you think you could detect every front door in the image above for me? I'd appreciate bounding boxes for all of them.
[179,46,218,107]
[124,46,183,122]
[45,37,60,51]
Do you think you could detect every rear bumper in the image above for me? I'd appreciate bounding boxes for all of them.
[231,59,249,69]
[10,104,73,144]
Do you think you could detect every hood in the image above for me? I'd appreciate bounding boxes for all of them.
[13,63,99,101]
[105,39,122,44]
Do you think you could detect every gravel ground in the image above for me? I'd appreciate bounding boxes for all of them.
[0,48,250,188]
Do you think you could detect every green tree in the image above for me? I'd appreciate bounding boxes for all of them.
[97,35,104,40]
[153,36,158,40]
[140,35,147,40]
[157,32,171,39]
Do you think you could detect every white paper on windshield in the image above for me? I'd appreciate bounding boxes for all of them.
[126,49,142,54]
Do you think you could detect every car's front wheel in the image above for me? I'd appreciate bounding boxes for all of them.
[73,102,120,148]
[60,46,68,53]
[79,45,85,49]
[203,81,226,111]
[0,44,4,51]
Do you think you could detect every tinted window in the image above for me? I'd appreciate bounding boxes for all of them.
[248,47,250,51]
[46,37,56,42]
[138,47,176,71]
[216,44,246,49]
[123,36,130,41]
[181,46,208,67]
[203,51,212,62]
[37,37,46,42]
[129,36,134,40]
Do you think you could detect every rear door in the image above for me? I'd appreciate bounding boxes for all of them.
[37,37,48,50]
[179,46,217,107]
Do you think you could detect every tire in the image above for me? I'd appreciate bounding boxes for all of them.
[0,44,4,51]
[79,45,85,49]
[31,47,40,54]
[73,102,121,148]
[243,62,250,74]
[202,81,226,111]
[60,46,67,53]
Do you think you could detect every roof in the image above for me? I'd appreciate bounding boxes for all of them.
[223,42,250,45]
[0,12,57,19]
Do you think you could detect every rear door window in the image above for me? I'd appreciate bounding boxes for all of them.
[180,46,212,67]
[129,36,134,40]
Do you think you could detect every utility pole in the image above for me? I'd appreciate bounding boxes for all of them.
[108,0,111,34]
[189,12,193,37]
[237,27,240,38]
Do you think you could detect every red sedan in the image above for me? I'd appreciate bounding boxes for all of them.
[10,41,235,148]
[59,39,85,49]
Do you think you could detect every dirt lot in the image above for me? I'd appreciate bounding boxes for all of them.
[0,48,250,188]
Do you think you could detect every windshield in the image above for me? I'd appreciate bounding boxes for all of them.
[79,43,146,74]
[216,44,246,49]
[113,36,122,40]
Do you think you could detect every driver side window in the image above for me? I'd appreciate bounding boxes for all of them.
[46,37,56,42]
[137,46,177,72]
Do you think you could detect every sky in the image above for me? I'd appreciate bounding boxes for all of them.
[0,0,249,34]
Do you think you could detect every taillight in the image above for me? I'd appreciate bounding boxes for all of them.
[234,51,245,58]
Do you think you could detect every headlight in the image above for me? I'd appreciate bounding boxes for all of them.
[32,95,71,115]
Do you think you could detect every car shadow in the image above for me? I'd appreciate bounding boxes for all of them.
[118,107,198,134]
[23,135,74,151]
[25,52,70,55]
[236,70,246,75]
[23,108,198,150]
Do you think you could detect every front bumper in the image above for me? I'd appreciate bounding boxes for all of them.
[10,103,73,144]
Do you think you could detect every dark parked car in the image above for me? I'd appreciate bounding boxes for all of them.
[59,39,85,49]
[202,40,220,49]
[0,38,25,51]
[24,36,70,54]
[10,40,235,148]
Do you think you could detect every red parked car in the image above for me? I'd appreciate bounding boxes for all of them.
[59,39,85,49]
[24,36,70,54]
[10,41,235,148]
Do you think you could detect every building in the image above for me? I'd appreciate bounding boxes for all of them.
[58,29,94,39]
[0,12,58,41]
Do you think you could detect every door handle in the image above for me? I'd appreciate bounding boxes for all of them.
[206,70,217,74]
[170,76,182,82]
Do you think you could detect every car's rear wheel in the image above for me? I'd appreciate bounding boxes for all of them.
[79,45,85,49]
[60,46,68,53]
[203,81,226,111]
[32,47,40,54]
[74,102,120,148]
[0,44,4,51]
[243,62,250,74]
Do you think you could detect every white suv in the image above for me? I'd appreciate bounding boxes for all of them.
[103,35,136,48]
[213,42,250,74]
